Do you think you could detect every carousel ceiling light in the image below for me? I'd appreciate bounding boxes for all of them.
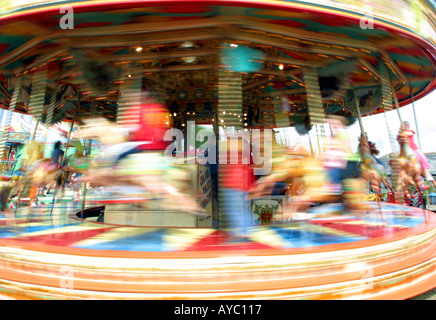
[182,56,196,63]
[181,41,194,48]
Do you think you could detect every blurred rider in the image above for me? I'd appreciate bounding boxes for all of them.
[114,92,170,166]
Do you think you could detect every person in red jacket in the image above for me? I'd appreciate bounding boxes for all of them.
[113,94,170,166]
[219,137,256,238]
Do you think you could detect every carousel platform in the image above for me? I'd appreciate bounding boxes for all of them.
[0,202,435,300]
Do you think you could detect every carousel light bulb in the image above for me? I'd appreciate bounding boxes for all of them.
[135,47,143,52]
[223,111,226,114]
[181,41,194,48]
[182,56,196,63]
[230,43,238,47]
[279,64,284,70]
[128,74,132,78]
[244,113,247,116]
[173,113,177,116]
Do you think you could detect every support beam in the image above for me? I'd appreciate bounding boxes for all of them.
[5,25,359,73]
[243,78,272,91]
[29,67,48,140]
[357,57,381,81]
[218,70,243,129]
[236,18,379,52]
[116,66,143,126]
[142,75,176,91]
[381,51,408,84]
[0,76,22,160]
[302,67,324,126]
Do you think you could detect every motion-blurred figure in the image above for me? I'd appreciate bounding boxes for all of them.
[323,116,350,194]
[115,93,170,165]
[49,141,66,198]
[219,137,255,238]
[75,92,203,216]
[51,141,65,168]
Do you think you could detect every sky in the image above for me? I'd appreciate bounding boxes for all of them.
[0,109,70,144]
[346,90,436,156]
[275,89,436,157]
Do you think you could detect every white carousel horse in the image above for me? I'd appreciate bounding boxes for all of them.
[72,117,204,216]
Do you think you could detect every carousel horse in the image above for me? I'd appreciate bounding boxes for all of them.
[249,144,371,220]
[392,126,428,201]
[248,145,309,200]
[0,176,19,215]
[57,140,93,202]
[10,141,60,202]
[72,117,204,216]
[358,134,394,196]
[62,140,91,175]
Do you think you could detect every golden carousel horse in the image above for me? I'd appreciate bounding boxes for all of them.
[249,144,370,221]
[391,126,428,202]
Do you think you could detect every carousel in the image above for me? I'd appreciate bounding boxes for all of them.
[0,0,435,300]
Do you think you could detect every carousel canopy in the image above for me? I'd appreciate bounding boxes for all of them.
[0,0,435,127]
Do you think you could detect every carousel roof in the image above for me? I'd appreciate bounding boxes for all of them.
[0,0,435,124]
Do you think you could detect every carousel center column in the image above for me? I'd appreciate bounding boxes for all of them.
[217,67,250,235]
